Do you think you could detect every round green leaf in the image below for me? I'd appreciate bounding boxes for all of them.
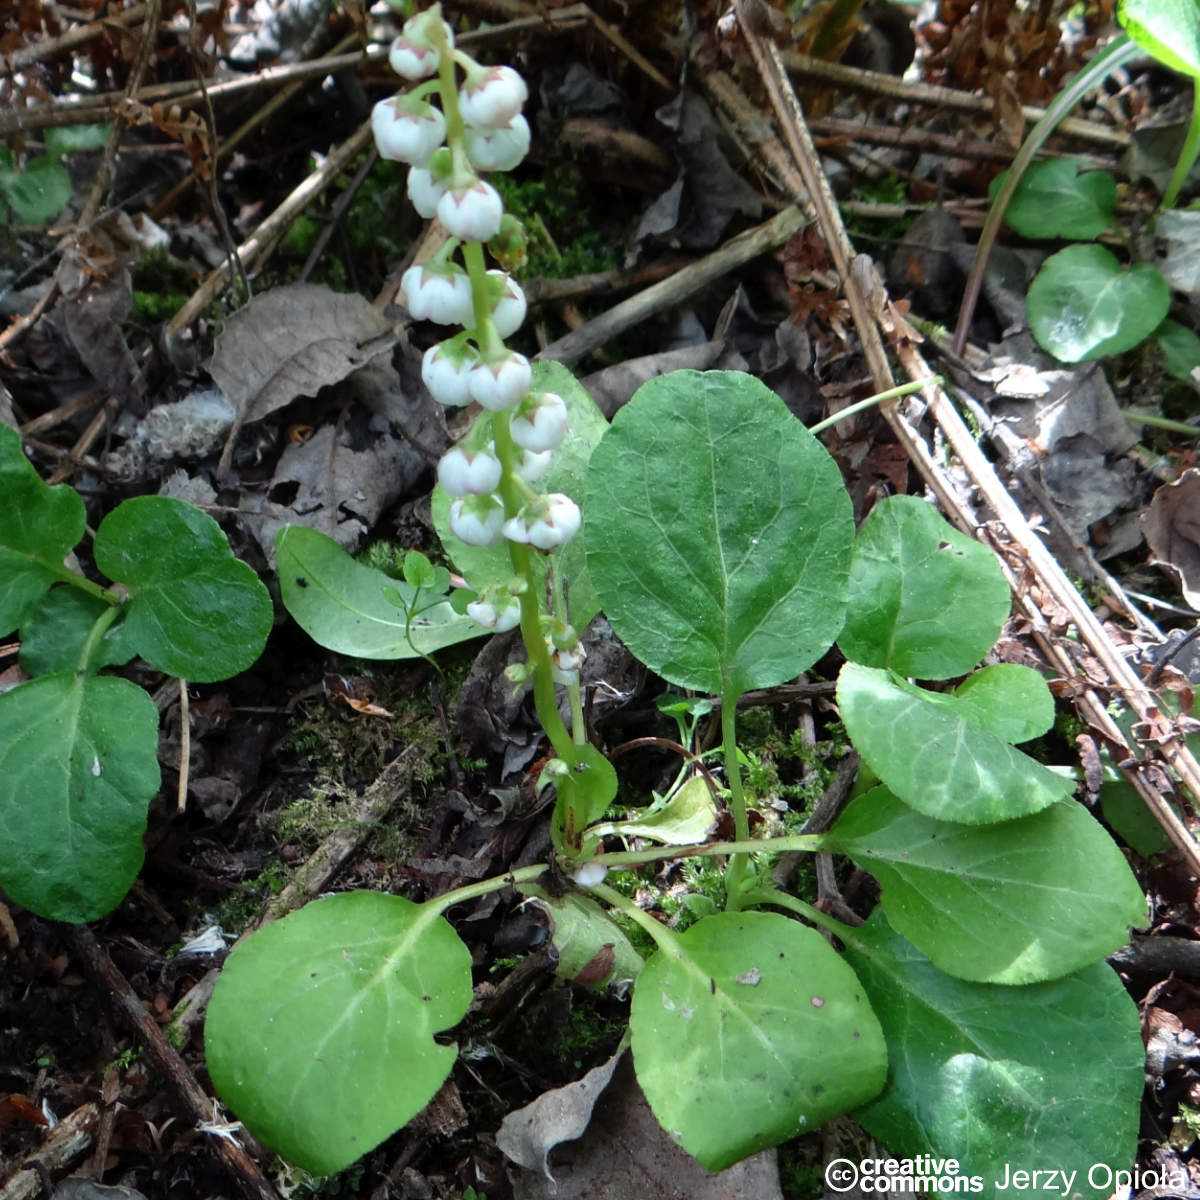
[1156,317,1200,382]
[277,525,483,659]
[0,672,159,922]
[1119,0,1200,79]
[19,587,137,677]
[433,360,607,629]
[93,495,272,682]
[994,159,1117,240]
[0,422,86,635]
[837,495,1010,678]
[0,156,71,225]
[630,911,886,1170]
[846,912,1143,1200]
[837,663,1073,823]
[824,788,1147,983]
[205,892,473,1176]
[1028,244,1170,363]
[585,371,853,697]
[951,663,1054,743]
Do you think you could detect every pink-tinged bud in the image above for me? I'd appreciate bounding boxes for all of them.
[388,10,453,79]
[468,352,531,411]
[388,35,440,81]
[372,96,445,166]
[467,594,521,633]
[464,114,531,172]
[459,65,528,129]
[487,270,526,338]
[503,493,581,550]
[510,391,568,452]
[401,263,474,326]
[422,340,480,407]
[437,446,502,496]
[449,495,505,546]
[437,178,504,242]
[517,448,553,481]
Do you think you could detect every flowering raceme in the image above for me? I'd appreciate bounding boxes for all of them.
[375,3,583,682]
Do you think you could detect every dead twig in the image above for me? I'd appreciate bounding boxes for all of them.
[64,925,282,1200]
[0,1104,100,1200]
[535,205,809,365]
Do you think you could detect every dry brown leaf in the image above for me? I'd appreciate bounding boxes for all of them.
[208,283,397,430]
[1143,469,1200,610]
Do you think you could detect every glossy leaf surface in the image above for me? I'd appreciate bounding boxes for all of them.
[0,673,159,922]
[94,496,271,682]
[825,788,1147,983]
[277,525,482,659]
[1028,245,1169,363]
[837,496,1010,679]
[837,664,1072,823]
[847,913,1143,1200]
[630,911,886,1170]
[585,371,853,696]
[206,892,472,1176]
[0,422,86,635]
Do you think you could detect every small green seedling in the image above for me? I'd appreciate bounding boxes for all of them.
[0,123,110,226]
[0,423,271,922]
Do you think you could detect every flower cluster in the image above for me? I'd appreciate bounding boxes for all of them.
[373,4,584,683]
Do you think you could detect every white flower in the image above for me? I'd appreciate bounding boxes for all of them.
[467,594,522,633]
[487,270,526,338]
[388,11,453,79]
[459,65,528,129]
[503,493,581,550]
[510,391,568,452]
[372,96,445,166]
[516,448,553,481]
[388,35,439,81]
[401,263,474,326]
[570,860,607,887]
[408,165,447,218]
[422,340,480,407]
[468,352,531,411]
[464,114,531,172]
[438,446,502,496]
[449,495,505,546]
[437,178,504,242]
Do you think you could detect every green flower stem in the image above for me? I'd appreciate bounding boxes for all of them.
[1161,84,1200,214]
[425,864,551,917]
[588,880,681,957]
[1125,411,1200,437]
[720,696,752,911]
[77,602,123,674]
[741,886,866,951]
[808,378,940,436]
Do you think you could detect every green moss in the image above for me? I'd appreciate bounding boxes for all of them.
[493,165,621,281]
[130,246,194,321]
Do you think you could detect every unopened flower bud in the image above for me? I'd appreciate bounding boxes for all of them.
[422,339,480,407]
[487,270,526,338]
[388,10,453,79]
[372,95,445,166]
[464,114,531,172]
[448,495,505,546]
[459,65,528,128]
[438,446,502,496]
[437,178,504,242]
[468,352,531,411]
[401,262,474,326]
[467,593,522,633]
[516,448,553,481]
[551,640,586,685]
[503,493,581,550]
[510,391,568,452]
[407,148,452,218]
